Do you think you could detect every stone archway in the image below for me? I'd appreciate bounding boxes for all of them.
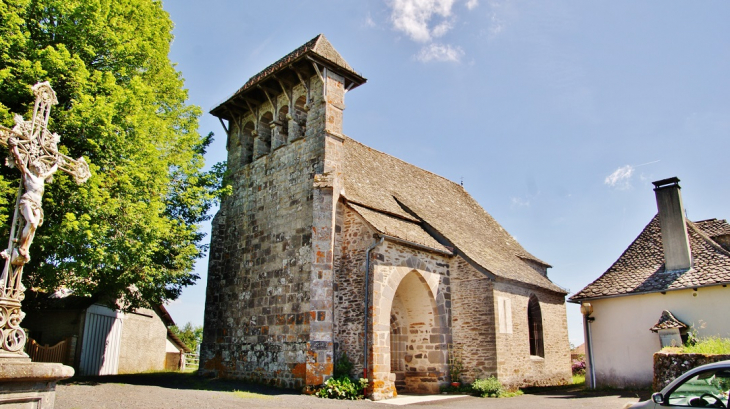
[390,271,447,394]
[370,262,449,400]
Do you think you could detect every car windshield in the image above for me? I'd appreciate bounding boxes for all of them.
[667,369,730,408]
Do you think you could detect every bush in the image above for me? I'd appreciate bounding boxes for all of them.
[662,336,730,355]
[472,376,504,398]
[572,358,586,375]
[334,353,354,378]
[315,376,367,400]
[681,337,730,354]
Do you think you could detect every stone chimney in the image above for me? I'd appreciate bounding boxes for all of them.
[652,177,692,271]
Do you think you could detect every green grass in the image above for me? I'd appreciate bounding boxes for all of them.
[230,390,275,400]
[662,337,730,355]
[498,389,524,398]
[573,374,586,385]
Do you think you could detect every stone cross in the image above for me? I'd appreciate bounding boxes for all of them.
[0,82,90,357]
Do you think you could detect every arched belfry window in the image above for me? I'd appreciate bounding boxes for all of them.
[528,295,544,357]
[254,112,273,159]
[290,95,307,141]
[241,121,254,165]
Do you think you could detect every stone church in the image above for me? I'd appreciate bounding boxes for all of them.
[200,34,571,399]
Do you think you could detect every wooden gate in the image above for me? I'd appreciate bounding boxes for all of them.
[27,337,71,364]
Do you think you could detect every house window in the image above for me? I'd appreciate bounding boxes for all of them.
[528,296,544,357]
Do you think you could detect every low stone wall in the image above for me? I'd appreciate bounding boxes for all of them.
[653,352,730,391]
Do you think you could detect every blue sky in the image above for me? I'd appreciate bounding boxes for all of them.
[163,0,730,346]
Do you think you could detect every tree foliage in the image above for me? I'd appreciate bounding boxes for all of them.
[0,0,228,310]
[169,322,203,353]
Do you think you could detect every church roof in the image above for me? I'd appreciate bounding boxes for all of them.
[211,34,365,120]
[342,137,566,294]
[348,203,452,254]
[570,216,730,302]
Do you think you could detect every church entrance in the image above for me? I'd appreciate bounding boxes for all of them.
[388,270,447,394]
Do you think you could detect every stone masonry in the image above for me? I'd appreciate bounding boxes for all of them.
[201,35,571,400]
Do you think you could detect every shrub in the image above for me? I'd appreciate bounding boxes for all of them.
[572,358,586,375]
[334,353,354,378]
[315,376,367,400]
[681,337,730,354]
[472,376,504,398]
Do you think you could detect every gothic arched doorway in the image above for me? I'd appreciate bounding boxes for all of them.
[388,270,447,394]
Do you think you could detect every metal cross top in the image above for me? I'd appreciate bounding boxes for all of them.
[0,82,90,357]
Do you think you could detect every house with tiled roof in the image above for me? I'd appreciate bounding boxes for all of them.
[200,34,572,400]
[570,177,730,389]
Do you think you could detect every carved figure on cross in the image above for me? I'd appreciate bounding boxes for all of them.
[0,82,90,266]
[0,81,90,355]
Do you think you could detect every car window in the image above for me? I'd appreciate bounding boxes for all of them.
[666,369,730,408]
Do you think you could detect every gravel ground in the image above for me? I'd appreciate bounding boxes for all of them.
[55,373,651,409]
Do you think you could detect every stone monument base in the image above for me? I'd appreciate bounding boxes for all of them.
[0,358,74,409]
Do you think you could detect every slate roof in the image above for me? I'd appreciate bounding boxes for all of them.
[349,203,451,254]
[212,34,365,117]
[650,310,687,332]
[570,216,730,301]
[694,218,730,238]
[342,137,566,294]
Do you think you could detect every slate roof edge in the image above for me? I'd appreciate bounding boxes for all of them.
[346,202,453,255]
[495,275,569,296]
[516,254,553,269]
[568,280,730,303]
[379,233,454,256]
[211,34,366,117]
[344,198,420,223]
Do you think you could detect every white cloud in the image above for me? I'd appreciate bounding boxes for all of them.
[466,0,479,9]
[389,0,457,42]
[604,165,634,189]
[364,13,377,28]
[511,197,530,207]
[431,19,454,37]
[416,43,464,62]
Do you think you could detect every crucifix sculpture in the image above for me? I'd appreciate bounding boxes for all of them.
[0,82,90,357]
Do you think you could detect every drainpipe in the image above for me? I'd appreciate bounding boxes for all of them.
[581,302,596,389]
[363,234,383,380]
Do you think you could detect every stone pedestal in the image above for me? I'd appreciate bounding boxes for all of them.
[0,359,74,408]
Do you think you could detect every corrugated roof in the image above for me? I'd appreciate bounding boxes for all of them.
[570,216,730,301]
[342,137,565,294]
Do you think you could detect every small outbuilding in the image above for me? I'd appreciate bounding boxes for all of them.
[22,291,189,375]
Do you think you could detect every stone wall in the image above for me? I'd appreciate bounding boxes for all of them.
[653,352,730,391]
[333,205,374,378]
[450,259,497,383]
[494,281,571,388]
[200,74,329,389]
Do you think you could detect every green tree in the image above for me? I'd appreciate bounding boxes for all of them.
[169,322,203,352]
[0,0,229,310]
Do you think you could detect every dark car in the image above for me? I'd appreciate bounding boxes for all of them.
[627,360,730,408]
